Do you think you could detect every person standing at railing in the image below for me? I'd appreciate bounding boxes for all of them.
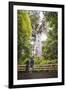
[25,60,29,72]
[29,57,34,72]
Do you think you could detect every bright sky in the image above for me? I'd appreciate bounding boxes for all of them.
[39,11,44,25]
[40,11,47,41]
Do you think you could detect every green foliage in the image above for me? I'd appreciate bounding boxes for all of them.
[17,10,32,64]
[18,11,32,38]
[34,56,41,64]
[43,12,58,60]
[44,12,58,28]
[40,59,57,64]
[34,55,57,65]
[29,11,40,35]
[42,40,58,60]
[29,11,40,28]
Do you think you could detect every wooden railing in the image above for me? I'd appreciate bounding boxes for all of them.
[18,64,58,72]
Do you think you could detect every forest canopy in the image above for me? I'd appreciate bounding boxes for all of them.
[17,10,58,65]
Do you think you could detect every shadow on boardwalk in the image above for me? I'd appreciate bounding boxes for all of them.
[18,71,58,80]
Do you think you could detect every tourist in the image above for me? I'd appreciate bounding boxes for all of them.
[25,60,29,72]
[29,57,34,72]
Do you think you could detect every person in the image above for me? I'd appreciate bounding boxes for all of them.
[25,60,29,72]
[29,57,34,72]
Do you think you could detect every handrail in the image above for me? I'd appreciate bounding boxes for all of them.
[18,64,58,71]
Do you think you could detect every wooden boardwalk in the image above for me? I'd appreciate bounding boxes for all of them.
[18,64,58,80]
[18,71,58,80]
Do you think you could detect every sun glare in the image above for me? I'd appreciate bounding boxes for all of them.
[41,33,47,41]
